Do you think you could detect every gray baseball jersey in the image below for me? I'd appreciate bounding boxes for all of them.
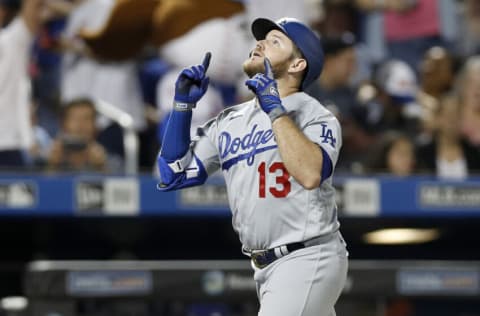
[189,91,342,250]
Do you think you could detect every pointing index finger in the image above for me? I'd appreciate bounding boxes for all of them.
[202,52,212,73]
[264,57,274,79]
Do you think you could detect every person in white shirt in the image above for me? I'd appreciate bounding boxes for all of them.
[60,0,146,143]
[0,0,43,168]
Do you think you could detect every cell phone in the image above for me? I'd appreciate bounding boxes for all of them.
[62,135,87,152]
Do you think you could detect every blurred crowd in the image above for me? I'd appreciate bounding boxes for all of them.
[1,0,480,179]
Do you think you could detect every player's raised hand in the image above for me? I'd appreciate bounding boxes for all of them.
[174,52,211,110]
[245,58,286,122]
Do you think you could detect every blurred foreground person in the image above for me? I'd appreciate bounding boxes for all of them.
[0,0,44,168]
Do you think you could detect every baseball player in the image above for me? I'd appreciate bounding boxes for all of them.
[157,17,348,316]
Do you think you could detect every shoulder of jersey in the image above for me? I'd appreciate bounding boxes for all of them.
[216,100,252,122]
[196,100,252,133]
[297,92,335,117]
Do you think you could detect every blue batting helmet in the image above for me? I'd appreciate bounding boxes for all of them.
[251,17,323,90]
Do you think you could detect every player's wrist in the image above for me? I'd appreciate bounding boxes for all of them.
[173,100,195,111]
[267,105,287,122]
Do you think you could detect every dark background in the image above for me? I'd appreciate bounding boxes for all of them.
[1,215,479,297]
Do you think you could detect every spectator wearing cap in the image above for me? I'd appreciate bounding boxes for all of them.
[0,0,44,169]
[353,59,422,138]
[306,32,358,120]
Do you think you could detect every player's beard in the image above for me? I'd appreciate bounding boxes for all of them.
[242,56,289,79]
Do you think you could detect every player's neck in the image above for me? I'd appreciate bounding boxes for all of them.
[277,78,300,98]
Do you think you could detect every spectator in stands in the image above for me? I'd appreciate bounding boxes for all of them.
[353,60,422,138]
[419,46,454,100]
[416,94,480,179]
[457,56,480,146]
[367,131,416,176]
[30,0,81,137]
[29,100,53,167]
[316,0,358,35]
[306,31,371,172]
[455,0,480,58]
[47,98,108,172]
[415,46,455,142]
[306,31,358,119]
[154,1,250,143]
[0,0,44,169]
[355,0,458,71]
[60,0,146,158]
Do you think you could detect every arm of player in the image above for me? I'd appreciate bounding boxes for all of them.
[157,53,211,190]
[245,58,330,189]
[271,116,325,189]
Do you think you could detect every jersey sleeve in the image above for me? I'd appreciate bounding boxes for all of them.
[303,111,343,168]
[157,117,221,191]
[190,118,222,174]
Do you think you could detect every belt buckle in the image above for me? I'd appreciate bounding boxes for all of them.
[251,251,269,269]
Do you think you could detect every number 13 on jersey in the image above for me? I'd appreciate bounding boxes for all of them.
[257,161,291,198]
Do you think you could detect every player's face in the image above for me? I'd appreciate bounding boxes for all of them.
[243,30,297,79]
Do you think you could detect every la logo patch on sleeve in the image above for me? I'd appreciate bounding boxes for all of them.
[320,123,336,148]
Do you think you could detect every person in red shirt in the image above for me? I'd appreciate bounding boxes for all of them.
[355,0,456,72]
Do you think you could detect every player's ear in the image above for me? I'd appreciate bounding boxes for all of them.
[288,58,307,76]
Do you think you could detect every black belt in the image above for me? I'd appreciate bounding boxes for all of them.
[245,233,336,269]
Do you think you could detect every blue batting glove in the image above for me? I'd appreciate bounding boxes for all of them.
[174,52,211,110]
[245,58,286,122]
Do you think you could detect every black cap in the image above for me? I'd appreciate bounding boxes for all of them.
[322,32,356,56]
